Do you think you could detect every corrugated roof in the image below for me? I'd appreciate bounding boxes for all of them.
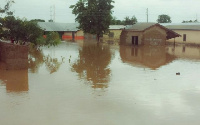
[160,23,200,26]
[109,25,125,30]
[125,23,156,31]
[165,24,200,31]
[37,22,79,32]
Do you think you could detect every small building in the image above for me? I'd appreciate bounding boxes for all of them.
[38,22,84,40]
[103,25,126,39]
[164,24,200,45]
[120,23,180,46]
[101,25,125,44]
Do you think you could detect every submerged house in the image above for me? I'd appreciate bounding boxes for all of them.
[164,24,200,45]
[120,23,180,46]
[38,22,84,40]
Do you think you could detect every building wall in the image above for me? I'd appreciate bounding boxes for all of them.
[84,33,97,39]
[63,31,72,36]
[0,42,28,70]
[167,30,200,44]
[120,30,143,45]
[76,30,84,36]
[103,29,122,40]
[120,25,167,46]
[62,30,84,40]
[143,26,167,45]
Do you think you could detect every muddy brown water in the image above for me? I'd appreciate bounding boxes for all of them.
[1,41,200,125]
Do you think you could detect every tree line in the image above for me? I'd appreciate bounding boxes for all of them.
[2,0,188,45]
[70,0,175,41]
[111,16,137,25]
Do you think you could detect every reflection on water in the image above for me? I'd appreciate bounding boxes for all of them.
[0,70,28,92]
[28,47,64,74]
[120,45,177,70]
[44,55,63,74]
[72,42,112,89]
[28,48,44,73]
[1,41,200,125]
[166,45,200,61]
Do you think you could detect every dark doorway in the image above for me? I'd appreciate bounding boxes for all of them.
[72,32,75,40]
[132,36,138,45]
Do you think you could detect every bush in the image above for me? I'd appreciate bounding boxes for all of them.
[45,32,61,46]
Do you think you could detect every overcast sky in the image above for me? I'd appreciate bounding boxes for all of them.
[1,0,200,23]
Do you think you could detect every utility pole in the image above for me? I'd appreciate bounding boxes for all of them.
[146,8,148,23]
[50,5,56,22]
[50,6,53,22]
[53,5,56,22]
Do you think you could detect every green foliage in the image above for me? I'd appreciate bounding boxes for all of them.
[111,16,123,25]
[182,19,198,23]
[157,14,172,23]
[111,16,137,25]
[30,19,45,22]
[45,32,61,47]
[123,16,137,25]
[0,0,14,16]
[70,0,114,40]
[0,16,61,46]
[35,36,46,45]
[0,16,43,44]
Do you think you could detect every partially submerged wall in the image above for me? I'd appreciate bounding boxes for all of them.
[167,30,200,45]
[143,26,167,45]
[120,25,168,46]
[0,42,28,70]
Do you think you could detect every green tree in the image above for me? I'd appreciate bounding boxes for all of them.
[30,19,45,22]
[44,32,61,47]
[0,16,43,44]
[123,16,137,25]
[0,16,61,46]
[70,0,114,41]
[111,16,123,25]
[182,19,198,23]
[110,16,137,25]
[157,14,172,23]
[0,0,14,16]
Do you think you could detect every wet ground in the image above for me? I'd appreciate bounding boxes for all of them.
[1,41,200,125]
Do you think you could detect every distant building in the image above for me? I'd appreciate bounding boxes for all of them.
[103,25,126,39]
[163,23,200,45]
[100,25,125,44]
[120,23,180,46]
[37,22,84,40]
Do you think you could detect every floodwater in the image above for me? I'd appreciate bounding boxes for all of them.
[1,41,200,125]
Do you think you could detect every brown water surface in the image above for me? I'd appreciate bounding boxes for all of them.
[1,41,200,125]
